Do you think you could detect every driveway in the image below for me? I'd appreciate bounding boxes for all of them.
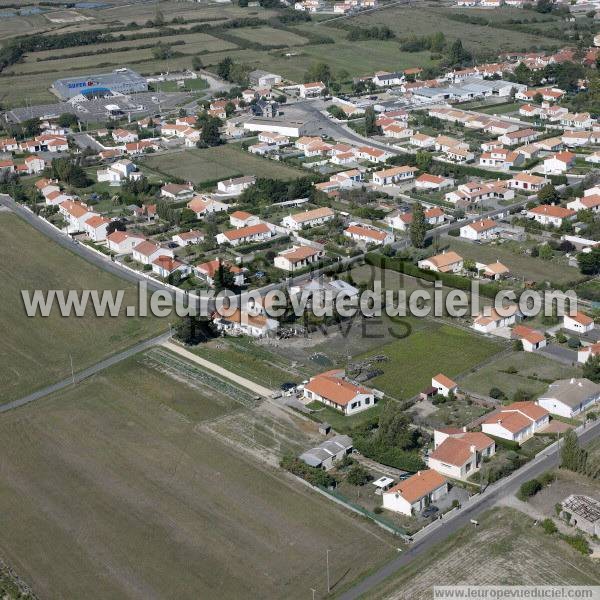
[537,344,577,365]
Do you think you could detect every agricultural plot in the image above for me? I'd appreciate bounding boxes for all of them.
[142,145,306,185]
[351,6,561,54]
[0,355,394,599]
[458,351,580,400]
[230,26,309,47]
[0,212,165,402]
[369,508,600,599]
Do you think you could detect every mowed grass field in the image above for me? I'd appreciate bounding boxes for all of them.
[0,212,165,401]
[360,323,504,399]
[0,354,394,599]
[368,508,600,599]
[232,25,309,47]
[142,145,306,184]
[459,351,580,400]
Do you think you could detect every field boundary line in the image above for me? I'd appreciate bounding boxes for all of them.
[161,341,275,397]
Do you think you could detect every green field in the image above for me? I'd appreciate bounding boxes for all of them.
[142,145,306,185]
[0,212,165,402]
[231,26,309,47]
[360,323,504,399]
[459,351,581,400]
[445,238,586,286]
[368,508,600,599]
[0,354,394,599]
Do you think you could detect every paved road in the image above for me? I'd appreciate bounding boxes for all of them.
[340,418,600,600]
[0,332,170,413]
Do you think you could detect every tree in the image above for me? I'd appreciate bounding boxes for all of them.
[446,39,472,68]
[154,8,165,26]
[561,429,587,472]
[537,183,560,205]
[410,202,427,249]
[174,315,215,345]
[514,62,532,85]
[538,244,553,260]
[305,62,332,86]
[415,150,432,172]
[578,247,600,275]
[217,57,233,80]
[346,464,371,486]
[377,402,419,450]
[583,354,600,383]
[57,113,78,128]
[198,116,223,148]
[192,56,203,71]
[152,43,173,60]
[364,106,379,136]
[106,219,126,236]
[213,263,235,292]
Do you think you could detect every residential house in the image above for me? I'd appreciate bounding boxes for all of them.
[415,174,454,190]
[59,200,95,233]
[112,129,138,144]
[161,183,195,201]
[410,133,435,148]
[213,309,279,338]
[195,258,245,287]
[372,165,417,186]
[432,374,458,398]
[152,256,190,279]
[543,151,575,175]
[83,215,111,242]
[217,175,256,195]
[526,204,576,227]
[230,210,260,229]
[564,311,595,334]
[578,343,600,365]
[472,305,518,333]
[299,81,326,98]
[537,378,600,418]
[382,470,448,515]
[106,231,145,254]
[344,223,394,246]
[562,130,591,148]
[459,219,500,241]
[509,172,546,192]
[172,230,204,246]
[216,223,273,246]
[418,251,463,273]
[567,194,600,213]
[303,369,379,416]
[299,436,353,471]
[428,432,495,480]
[511,324,546,352]
[481,401,549,444]
[131,241,173,265]
[282,207,335,231]
[274,245,324,271]
[187,195,228,218]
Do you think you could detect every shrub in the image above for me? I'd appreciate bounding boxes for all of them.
[538,471,555,486]
[346,464,372,486]
[373,505,383,514]
[489,387,505,400]
[280,455,337,488]
[517,478,542,501]
[542,518,558,534]
[562,533,591,555]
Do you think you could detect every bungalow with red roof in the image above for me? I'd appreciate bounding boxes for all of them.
[187,195,227,218]
[274,245,324,271]
[543,151,576,175]
[509,172,546,192]
[59,200,95,233]
[213,309,279,338]
[526,204,576,227]
[511,324,546,352]
[83,215,111,242]
[481,401,549,444]
[106,231,145,254]
[344,223,394,247]
[382,470,448,515]
[578,343,600,365]
[282,207,335,231]
[372,165,417,186]
[112,129,138,144]
[151,256,190,279]
[432,374,458,398]
[472,305,519,334]
[303,369,379,416]
[564,311,595,334]
[299,81,326,98]
[216,223,273,247]
[428,431,495,480]
[415,174,454,191]
[459,219,500,241]
[418,251,463,273]
[172,230,204,246]
[195,258,245,287]
[568,193,600,213]
[131,241,173,265]
[230,210,260,229]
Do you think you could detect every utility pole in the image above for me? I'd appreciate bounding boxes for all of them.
[326,549,330,594]
[311,588,316,600]
[69,354,75,384]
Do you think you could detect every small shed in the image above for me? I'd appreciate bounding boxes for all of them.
[319,422,331,436]
[372,476,394,495]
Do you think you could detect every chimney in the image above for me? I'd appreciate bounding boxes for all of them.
[470,445,476,454]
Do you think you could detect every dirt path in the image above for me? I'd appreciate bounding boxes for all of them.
[161,341,275,397]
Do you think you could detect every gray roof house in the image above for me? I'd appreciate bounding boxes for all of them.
[537,378,600,419]
[299,435,353,470]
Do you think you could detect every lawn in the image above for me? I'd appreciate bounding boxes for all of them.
[0,354,395,599]
[0,212,166,402]
[141,145,306,185]
[368,507,600,599]
[360,323,504,399]
[445,238,586,287]
[459,351,580,400]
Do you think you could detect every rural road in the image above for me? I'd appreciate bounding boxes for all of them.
[0,331,171,413]
[340,418,600,600]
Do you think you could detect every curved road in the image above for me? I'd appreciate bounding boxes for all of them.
[340,419,600,600]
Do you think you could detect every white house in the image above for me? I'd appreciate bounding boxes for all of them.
[194,258,245,287]
[415,174,454,191]
[526,204,576,227]
[472,306,518,333]
[428,432,495,480]
[106,231,146,254]
[431,374,458,398]
[299,81,326,98]
[282,207,335,231]
[161,183,195,201]
[509,172,546,192]
[578,343,600,365]
[537,378,600,419]
[187,195,228,219]
[382,470,448,515]
[229,210,260,229]
[299,435,353,471]
[112,129,138,144]
[213,309,279,338]
[172,230,204,246]
[97,159,142,184]
[303,370,378,416]
[131,241,173,265]
[344,223,394,246]
[372,165,417,186]
[564,312,595,334]
[481,401,549,444]
[543,151,576,175]
[274,245,324,271]
[418,251,463,273]
[217,176,256,196]
[151,256,190,279]
[83,215,111,242]
[58,200,96,233]
[511,324,546,352]
[216,223,273,247]
[459,219,500,241]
